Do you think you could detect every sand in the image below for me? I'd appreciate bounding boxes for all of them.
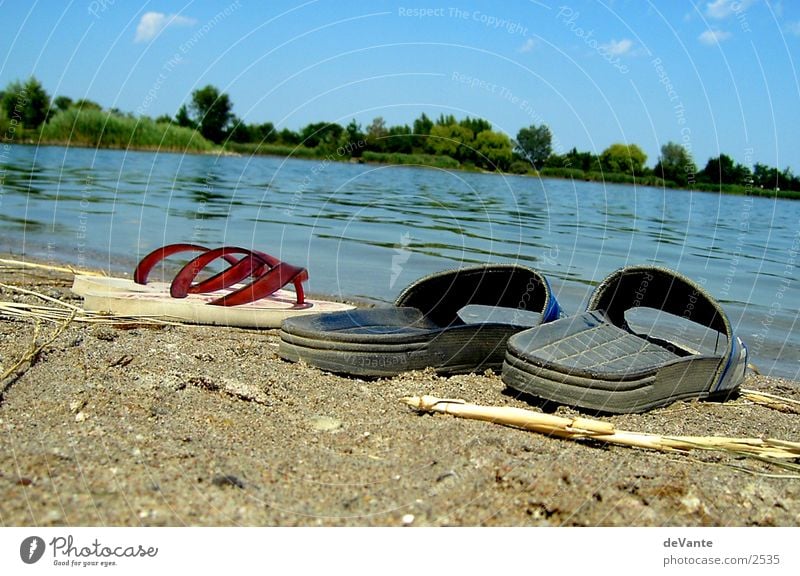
[1,259,799,527]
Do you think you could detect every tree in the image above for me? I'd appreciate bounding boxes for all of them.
[412,113,433,136]
[366,117,388,151]
[277,127,300,145]
[300,121,343,149]
[74,98,102,111]
[427,123,473,159]
[336,120,365,157]
[600,143,647,175]
[751,163,799,191]
[653,142,697,187]
[515,124,552,169]
[752,162,783,190]
[53,95,73,112]
[344,119,364,142]
[189,85,233,143]
[460,116,492,135]
[700,153,751,185]
[23,77,50,127]
[412,112,433,151]
[474,130,513,171]
[251,121,277,143]
[1,81,22,119]
[2,77,51,128]
[385,124,414,154]
[175,104,195,129]
[562,147,601,172]
[227,115,252,143]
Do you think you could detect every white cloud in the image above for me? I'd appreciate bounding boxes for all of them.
[699,28,732,45]
[135,12,196,43]
[787,21,800,36]
[601,38,633,56]
[706,0,756,19]
[518,38,536,53]
[706,0,734,19]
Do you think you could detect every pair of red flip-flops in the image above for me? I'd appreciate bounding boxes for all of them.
[72,243,353,328]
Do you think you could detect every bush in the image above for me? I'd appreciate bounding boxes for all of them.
[40,108,213,152]
[225,142,323,159]
[539,167,587,180]
[361,151,460,169]
[508,160,534,175]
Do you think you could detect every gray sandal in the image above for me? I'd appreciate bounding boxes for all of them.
[279,264,563,377]
[502,266,748,413]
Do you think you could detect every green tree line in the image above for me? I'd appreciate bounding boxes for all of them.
[514,124,799,195]
[2,76,798,197]
[0,77,211,152]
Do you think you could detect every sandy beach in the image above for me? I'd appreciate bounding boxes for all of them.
[1,258,799,527]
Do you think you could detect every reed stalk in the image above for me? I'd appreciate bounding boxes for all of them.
[401,395,800,473]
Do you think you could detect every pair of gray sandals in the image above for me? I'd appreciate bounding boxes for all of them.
[279,264,748,414]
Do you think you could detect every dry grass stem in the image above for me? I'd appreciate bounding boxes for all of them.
[740,388,800,413]
[0,282,82,311]
[401,395,800,474]
[0,258,104,276]
[0,283,174,327]
[1,312,75,384]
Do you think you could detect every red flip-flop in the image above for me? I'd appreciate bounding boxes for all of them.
[72,243,353,328]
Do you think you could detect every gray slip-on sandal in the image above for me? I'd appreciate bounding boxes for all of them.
[502,266,748,414]
[279,264,563,377]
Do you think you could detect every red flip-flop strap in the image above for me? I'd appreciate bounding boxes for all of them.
[209,262,308,307]
[188,253,266,294]
[134,244,306,306]
[170,247,267,297]
[186,249,283,293]
[133,243,240,285]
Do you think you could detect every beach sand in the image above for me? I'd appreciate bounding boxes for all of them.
[1,259,799,527]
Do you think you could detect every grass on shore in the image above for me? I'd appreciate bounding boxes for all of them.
[224,142,324,159]
[38,108,213,152]
[539,167,667,188]
[360,151,461,169]
[538,166,799,199]
[223,145,462,170]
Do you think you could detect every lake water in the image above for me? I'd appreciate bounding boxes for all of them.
[1,144,798,380]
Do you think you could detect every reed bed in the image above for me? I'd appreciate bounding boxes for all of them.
[40,108,213,152]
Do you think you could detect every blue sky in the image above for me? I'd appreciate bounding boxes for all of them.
[1,0,799,171]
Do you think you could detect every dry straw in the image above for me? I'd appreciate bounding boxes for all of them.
[401,395,800,476]
[0,261,172,390]
[0,257,104,276]
[1,313,75,384]
[740,389,800,414]
[0,283,175,326]
[0,258,176,326]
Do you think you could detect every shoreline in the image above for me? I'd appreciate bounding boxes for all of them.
[10,141,798,201]
[2,256,800,526]
[3,242,797,381]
